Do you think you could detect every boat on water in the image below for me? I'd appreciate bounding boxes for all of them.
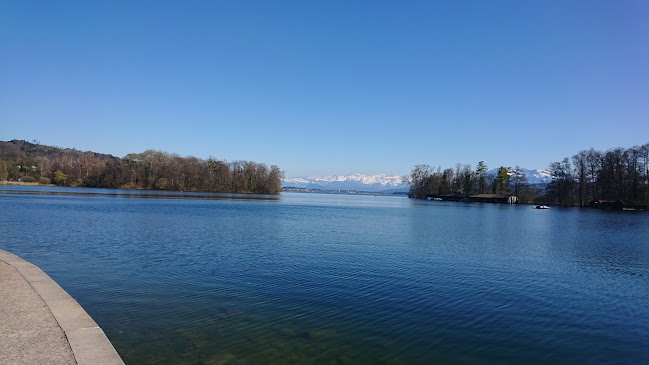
[535,205,550,209]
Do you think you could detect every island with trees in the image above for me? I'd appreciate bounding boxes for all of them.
[408,144,649,210]
[0,140,284,195]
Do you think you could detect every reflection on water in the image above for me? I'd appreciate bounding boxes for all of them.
[1,187,648,364]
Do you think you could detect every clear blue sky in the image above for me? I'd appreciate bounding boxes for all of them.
[2,1,648,177]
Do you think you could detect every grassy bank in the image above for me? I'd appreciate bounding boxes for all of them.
[0,181,55,187]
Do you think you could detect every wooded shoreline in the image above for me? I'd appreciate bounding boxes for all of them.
[0,140,284,195]
[408,143,649,208]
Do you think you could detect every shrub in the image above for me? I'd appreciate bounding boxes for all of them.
[53,170,68,185]
[119,182,138,190]
[39,177,51,185]
[22,176,37,183]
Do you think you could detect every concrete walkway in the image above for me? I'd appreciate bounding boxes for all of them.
[0,249,124,365]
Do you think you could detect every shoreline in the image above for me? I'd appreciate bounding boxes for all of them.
[0,180,281,195]
[0,249,124,365]
[0,181,55,186]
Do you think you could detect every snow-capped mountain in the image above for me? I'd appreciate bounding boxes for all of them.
[282,173,410,192]
[283,168,554,192]
[521,168,554,185]
[486,168,554,185]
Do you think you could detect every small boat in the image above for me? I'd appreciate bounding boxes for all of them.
[534,205,550,209]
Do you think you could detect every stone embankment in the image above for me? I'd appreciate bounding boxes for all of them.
[0,249,124,365]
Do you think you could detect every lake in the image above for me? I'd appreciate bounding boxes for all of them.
[1,185,647,364]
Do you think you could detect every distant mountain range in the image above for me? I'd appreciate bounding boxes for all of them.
[507,168,554,185]
[283,173,409,193]
[282,168,554,193]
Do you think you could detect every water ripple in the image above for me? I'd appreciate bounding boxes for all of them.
[1,190,648,364]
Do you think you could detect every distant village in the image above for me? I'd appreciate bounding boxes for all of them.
[282,186,407,196]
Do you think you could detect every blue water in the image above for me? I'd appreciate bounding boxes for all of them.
[1,186,648,364]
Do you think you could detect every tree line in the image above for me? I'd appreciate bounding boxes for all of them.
[0,140,284,194]
[408,162,536,202]
[546,144,649,207]
[408,143,649,208]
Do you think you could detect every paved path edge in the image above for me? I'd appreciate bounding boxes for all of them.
[0,249,125,365]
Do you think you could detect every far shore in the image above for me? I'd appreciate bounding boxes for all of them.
[0,181,282,196]
[0,181,55,187]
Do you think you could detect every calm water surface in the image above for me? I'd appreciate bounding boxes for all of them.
[1,186,648,364]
